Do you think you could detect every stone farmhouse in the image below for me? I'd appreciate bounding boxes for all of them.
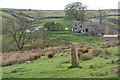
[72,21,106,36]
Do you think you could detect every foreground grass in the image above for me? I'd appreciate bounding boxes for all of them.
[2,46,118,78]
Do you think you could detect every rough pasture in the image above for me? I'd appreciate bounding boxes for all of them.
[1,45,71,67]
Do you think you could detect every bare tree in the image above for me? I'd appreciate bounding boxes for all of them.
[2,14,33,51]
[64,2,87,21]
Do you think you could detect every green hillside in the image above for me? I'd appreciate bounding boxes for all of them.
[2,45,119,78]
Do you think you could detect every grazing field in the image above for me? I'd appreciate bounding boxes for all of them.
[2,33,119,78]
[2,45,119,78]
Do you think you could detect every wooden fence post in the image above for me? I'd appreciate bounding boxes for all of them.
[71,43,79,67]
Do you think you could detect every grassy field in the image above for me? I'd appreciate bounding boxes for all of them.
[48,31,103,43]
[2,46,119,78]
[2,30,119,78]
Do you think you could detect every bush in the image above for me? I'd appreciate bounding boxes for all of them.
[44,21,64,31]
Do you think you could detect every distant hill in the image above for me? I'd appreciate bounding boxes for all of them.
[1,8,119,33]
[0,8,65,18]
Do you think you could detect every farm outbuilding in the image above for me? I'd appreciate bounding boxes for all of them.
[103,35,119,41]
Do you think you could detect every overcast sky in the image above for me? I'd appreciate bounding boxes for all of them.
[0,0,119,10]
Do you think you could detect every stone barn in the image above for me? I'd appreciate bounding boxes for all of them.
[103,35,119,41]
[72,21,105,36]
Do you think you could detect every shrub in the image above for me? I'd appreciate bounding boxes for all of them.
[44,21,64,31]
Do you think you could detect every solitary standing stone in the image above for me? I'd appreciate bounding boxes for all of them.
[71,43,79,67]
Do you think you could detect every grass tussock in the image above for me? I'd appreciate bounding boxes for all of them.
[46,52,55,58]
[100,44,111,48]
[81,54,93,61]
[78,51,83,60]
[100,40,120,48]
[77,46,92,61]
[77,48,89,53]
[77,47,92,61]
[92,48,102,56]
[92,48,111,58]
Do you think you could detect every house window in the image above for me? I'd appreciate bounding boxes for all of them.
[74,28,77,30]
[85,29,88,32]
[83,30,84,32]
[75,24,77,26]
[80,26,82,28]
